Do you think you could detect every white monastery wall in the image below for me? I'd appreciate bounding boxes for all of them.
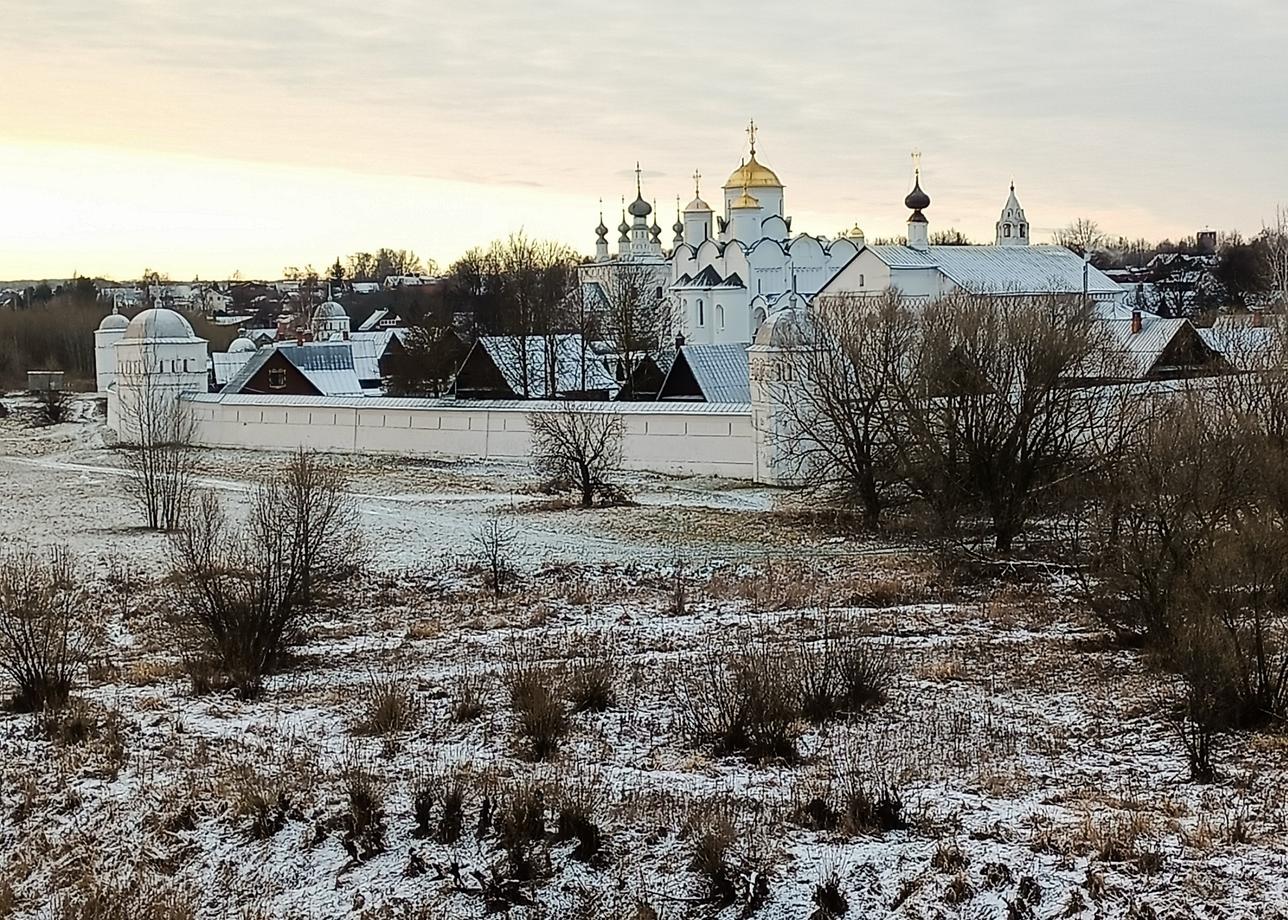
[182,394,758,479]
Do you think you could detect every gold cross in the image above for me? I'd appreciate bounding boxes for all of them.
[692,170,702,196]
[747,119,758,156]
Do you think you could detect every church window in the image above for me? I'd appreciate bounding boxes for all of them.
[1019,225,1026,238]
[268,368,288,390]
[697,300,704,326]
[859,274,865,287]
[717,306,725,330]
[1004,225,1012,238]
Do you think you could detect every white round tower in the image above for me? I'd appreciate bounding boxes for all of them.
[94,307,130,393]
[311,301,351,341]
[749,308,812,485]
[108,308,209,441]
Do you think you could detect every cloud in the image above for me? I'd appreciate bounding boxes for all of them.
[0,0,1285,275]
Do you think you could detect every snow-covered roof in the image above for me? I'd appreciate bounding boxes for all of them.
[187,392,752,414]
[358,309,389,332]
[475,335,617,396]
[866,244,1123,296]
[1199,315,1281,370]
[121,307,201,342]
[211,350,254,386]
[222,342,365,396]
[661,343,751,402]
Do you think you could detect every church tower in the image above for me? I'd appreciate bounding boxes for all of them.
[683,171,713,245]
[995,182,1029,246]
[905,157,931,252]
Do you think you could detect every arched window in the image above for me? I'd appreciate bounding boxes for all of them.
[698,300,705,326]
[1004,225,1012,238]
[716,305,725,330]
[1019,225,1026,239]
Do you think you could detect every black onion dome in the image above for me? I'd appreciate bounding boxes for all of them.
[904,175,930,211]
[628,195,652,218]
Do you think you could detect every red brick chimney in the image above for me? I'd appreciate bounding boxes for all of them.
[296,330,305,346]
[1130,310,1142,335]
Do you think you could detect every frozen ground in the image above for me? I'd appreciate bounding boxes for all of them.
[0,394,1286,919]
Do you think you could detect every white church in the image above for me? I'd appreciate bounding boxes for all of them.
[582,122,1124,347]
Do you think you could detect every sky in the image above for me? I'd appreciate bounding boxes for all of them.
[1,0,1285,281]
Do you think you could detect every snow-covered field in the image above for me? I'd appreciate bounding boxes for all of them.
[1,394,1286,919]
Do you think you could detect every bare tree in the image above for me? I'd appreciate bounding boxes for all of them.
[1053,218,1109,257]
[471,513,519,597]
[895,293,1113,551]
[529,406,626,507]
[771,293,917,530]
[0,546,86,711]
[1262,204,1288,309]
[169,450,363,696]
[600,261,669,396]
[118,348,198,531]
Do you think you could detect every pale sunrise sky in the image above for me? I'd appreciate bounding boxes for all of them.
[2,0,1285,281]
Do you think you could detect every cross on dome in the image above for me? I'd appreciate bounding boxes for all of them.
[747,119,758,157]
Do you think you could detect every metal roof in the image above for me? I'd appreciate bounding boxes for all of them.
[662,343,751,402]
[475,334,617,396]
[222,342,365,396]
[211,351,253,386]
[185,391,751,414]
[867,244,1124,296]
[1086,314,1195,379]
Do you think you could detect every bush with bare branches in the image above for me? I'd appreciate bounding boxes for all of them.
[0,546,86,711]
[168,451,364,697]
[528,405,626,508]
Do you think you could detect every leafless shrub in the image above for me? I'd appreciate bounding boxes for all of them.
[931,841,969,872]
[340,761,387,861]
[529,405,626,508]
[686,807,738,908]
[452,666,487,722]
[810,863,849,919]
[681,638,802,763]
[795,622,892,723]
[228,760,297,840]
[37,388,67,425]
[353,669,421,736]
[119,375,197,531]
[493,778,548,881]
[942,871,975,905]
[565,633,618,713]
[0,546,86,711]
[168,451,363,697]
[471,514,518,597]
[505,645,569,760]
[552,770,606,866]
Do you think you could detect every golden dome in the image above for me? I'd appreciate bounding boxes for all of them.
[724,154,782,190]
[731,189,761,209]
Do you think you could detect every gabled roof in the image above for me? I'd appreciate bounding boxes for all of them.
[1199,315,1281,370]
[672,265,747,291]
[222,342,365,396]
[659,343,750,402]
[358,309,390,332]
[864,244,1123,296]
[474,335,617,397]
[1085,313,1217,380]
